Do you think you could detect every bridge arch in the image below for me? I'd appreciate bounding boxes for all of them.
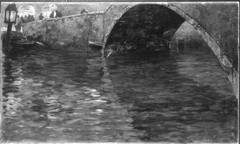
[102,3,238,98]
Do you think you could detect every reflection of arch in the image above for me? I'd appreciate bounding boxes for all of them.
[103,3,238,97]
[18,5,35,17]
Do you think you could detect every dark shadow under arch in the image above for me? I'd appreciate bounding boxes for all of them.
[104,4,185,53]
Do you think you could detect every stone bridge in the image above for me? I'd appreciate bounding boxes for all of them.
[20,2,238,98]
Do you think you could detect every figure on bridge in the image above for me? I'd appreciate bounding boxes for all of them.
[39,13,44,20]
[81,8,88,14]
[49,4,62,18]
[14,15,22,32]
[50,10,62,18]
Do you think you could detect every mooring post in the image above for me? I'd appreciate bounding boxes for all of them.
[5,23,13,49]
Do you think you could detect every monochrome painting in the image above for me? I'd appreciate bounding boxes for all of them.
[0,1,238,143]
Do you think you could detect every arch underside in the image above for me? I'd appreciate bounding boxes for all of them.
[104,4,184,53]
[103,3,238,98]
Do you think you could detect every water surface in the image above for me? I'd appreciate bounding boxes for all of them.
[2,48,238,142]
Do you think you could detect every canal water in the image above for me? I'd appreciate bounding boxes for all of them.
[2,47,238,143]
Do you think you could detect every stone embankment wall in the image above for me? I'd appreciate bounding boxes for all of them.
[22,13,104,50]
[1,3,109,51]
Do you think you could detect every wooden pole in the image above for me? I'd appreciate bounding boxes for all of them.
[5,23,12,50]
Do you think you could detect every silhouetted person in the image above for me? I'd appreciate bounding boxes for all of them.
[20,16,24,23]
[50,10,62,18]
[30,15,35,22]
[15,15,22,32]
[27,14,31,22]
[23,15,28,23]
[39,13,44,20]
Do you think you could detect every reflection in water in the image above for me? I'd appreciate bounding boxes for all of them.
[2,49,237,143]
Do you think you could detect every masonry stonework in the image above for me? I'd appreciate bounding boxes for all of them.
[22,13,104,50]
